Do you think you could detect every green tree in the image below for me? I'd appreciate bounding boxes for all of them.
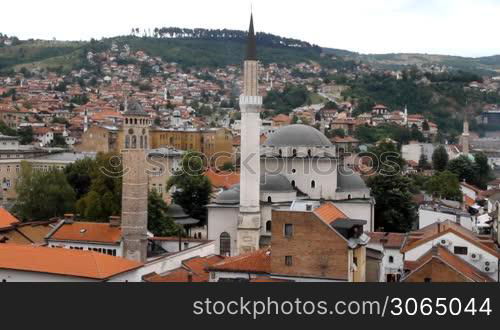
[64,158,96,199]
[49,134,67,147]
[18,126,34,145]
[148,191,180,237]
[425,171,463,201]
[364,141,404,176]
[76,153,122,220]
[474,152,493,189]
[167,151,212,223]
[367,174,417,232]
[418,154,431,171]
[447,155,476,185]
[432,146,449,172]
[14,162,76,221]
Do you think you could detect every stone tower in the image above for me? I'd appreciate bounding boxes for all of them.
[121,100,151,262]
[237,14,262,255]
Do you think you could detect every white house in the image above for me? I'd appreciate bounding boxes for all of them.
[367,232,406,282]
[402,221,500,282]
[419,204,474,232]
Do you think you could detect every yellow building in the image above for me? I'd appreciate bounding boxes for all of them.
[77,126,233,168]
[150,128,233,167]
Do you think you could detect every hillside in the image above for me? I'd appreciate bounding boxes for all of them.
[2,29,500,75]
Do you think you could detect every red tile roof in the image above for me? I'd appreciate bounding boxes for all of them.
[0,244,141,280]
[403,246,494,283]
[402,221,500,258]
[49,222,122,245]
[0,208,20,230]
[368,232,406,249]
[205,169,240,189]
[313,203,348,226]
[209,249,271,274]
[144,255,225,282]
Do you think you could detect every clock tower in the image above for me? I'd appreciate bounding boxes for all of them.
[121,100,151,262]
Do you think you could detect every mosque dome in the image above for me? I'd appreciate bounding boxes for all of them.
[264,124,332,147]
[260,174,294,192]
[215,185,241,205]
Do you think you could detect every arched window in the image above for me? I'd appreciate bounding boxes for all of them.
[266,221,272,232]
[131,136,137,149]
[311,180,316,189]
[125,135,130,149]
[348,194,352,200]
[308,149,312,157]
[291,180,296,188]
[125,118,129,125]
[220,232,231,256]
[389,256,394,264]
[279,149,283,157]
[268,196,272,203]
[292,149,297,157]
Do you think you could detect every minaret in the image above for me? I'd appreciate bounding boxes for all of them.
[83,109,89,133]
[121,100,150,262]
[237,14,262,255]
[462,108,470,156]
[404,105,408,126]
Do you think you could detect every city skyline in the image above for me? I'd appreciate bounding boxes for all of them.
[1,0,500,58]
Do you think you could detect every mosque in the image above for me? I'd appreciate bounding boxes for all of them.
[207,15,374,257]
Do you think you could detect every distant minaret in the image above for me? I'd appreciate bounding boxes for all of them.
[121,100,150,263]
[462,108,470,156]
[404,105,408,126]
[237,13,262,255]
[83,109,89,133]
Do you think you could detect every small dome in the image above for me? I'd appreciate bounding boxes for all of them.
[264,124,332,147]
[167,203,188,219]
[215,185,240,205]
[125,100,148,116]
[260,174,294,192]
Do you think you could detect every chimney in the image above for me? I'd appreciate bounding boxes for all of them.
[109,216,121,228]
[64,214,75,224]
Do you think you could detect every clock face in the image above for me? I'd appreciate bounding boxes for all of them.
[128,128,134,135]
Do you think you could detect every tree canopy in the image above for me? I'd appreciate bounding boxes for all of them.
[14,162,76,221]
[167,151,212,223]
[367,174,417,233]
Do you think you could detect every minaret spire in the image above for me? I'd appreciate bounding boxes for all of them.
[246,13,257,61]
[237,12,262,255]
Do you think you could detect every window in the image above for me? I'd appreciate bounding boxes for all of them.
[308,149,312,157]
[424,278,432,283]
[311,180,316,189]
[285,256,293,266]
[454,246,468,255]
[389,256,394,263]
[267,196,272,203]
[220,232,231,256]
[292,149,297,157]
[284,224,293,238]
[291,180,296,188]
[266,221,272,232]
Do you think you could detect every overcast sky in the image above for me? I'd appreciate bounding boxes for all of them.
[1,0,499,57]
